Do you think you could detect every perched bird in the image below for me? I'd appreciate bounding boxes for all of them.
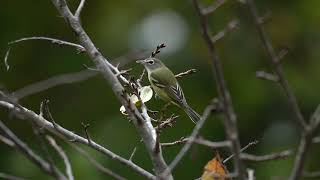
[136,57,200,123]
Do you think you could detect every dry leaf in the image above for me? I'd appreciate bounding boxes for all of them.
[201,152,229,180]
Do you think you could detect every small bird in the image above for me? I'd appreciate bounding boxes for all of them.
[136,57,200,123]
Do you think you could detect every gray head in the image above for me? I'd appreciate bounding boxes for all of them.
[136,58,164,72]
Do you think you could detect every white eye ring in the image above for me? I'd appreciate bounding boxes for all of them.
[148,60,154,64]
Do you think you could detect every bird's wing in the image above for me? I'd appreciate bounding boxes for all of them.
[149,68,186,105]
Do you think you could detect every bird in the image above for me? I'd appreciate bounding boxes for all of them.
[136,57,200,123]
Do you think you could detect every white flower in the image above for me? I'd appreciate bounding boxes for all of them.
[120,86,153,115]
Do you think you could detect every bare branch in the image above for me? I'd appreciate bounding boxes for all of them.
[0,120,67,180]
[223,140,259,163]
[0,100,155,180]
[193,0,245,178]
[8,37,85,53]
[0,172,28,180]
[162,137,230,148]
[49,1,170,177]
[201,0,228,15]
[211,19,240,43]
[0,134,15,147]
[75,0,86,19]
[129,147,137,162]
[175,69,197,78]
[161,99,220,178]
[46,136,74,180]
[11,70,96,100]
[256,71,279,82]
[241,149,293,162]
[4,47,11,71]
[246,0,307,131]
[81,122,91,145]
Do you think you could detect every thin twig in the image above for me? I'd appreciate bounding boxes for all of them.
[256,71,279,82]
[175,69,197,78]
[161,99,219,178]
[162,137,230,148]
[66,142,126,180]
[75,0,86,19]
[151,43,166,57]
[223,140,258,163]
[0,134,15,147]
[246,0,307,130]
[211,19,240,43]
[11,70,97,100]
[240,149,293,162]
[81,122,91,145]
[46,136,74,180]
[129,147,137,162]
[4,47,11,71]
[202,0,228,15]
[8,37,85,53]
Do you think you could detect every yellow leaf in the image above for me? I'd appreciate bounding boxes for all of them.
[201,152,228,180]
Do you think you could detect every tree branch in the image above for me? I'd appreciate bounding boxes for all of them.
[46,136,74,180]
[0,120,67,180]
[49,0,171,178]
[0,100,155,180]
[192,0,245,179]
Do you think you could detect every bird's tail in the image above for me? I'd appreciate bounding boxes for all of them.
[183,104,200,124]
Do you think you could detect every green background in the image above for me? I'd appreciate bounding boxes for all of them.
[1,0,320,179]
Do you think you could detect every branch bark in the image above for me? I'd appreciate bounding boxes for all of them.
[49,0,172,178]
[0,100,155,180]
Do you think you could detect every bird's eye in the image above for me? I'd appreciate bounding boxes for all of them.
[148,60,154,64]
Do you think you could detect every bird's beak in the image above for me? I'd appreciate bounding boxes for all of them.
[136,59,146,64]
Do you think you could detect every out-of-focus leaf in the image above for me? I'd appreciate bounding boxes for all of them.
[201,152,229,180]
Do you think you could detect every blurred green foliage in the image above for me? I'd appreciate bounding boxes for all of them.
[1,0,320,179]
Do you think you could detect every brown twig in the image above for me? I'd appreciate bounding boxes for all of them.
[151,43,166,57]
[81,122,91,145]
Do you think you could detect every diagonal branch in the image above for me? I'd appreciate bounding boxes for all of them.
[0,100,155,180]
[49,0,171,178]
[46,136,74,180]
[0,120,67,180]
[161,99,219,178]
[66,141,126,180]
[246,0,307,131]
